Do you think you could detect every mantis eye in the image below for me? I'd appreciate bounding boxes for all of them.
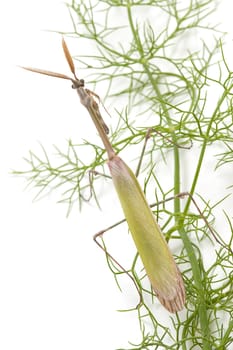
[72,79,85,89]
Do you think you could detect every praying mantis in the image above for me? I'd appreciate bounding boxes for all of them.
[21,38,186,313]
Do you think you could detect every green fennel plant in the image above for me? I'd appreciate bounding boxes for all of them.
[15,0,233,349]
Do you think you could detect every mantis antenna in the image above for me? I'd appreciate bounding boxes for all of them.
[21,38,110,136]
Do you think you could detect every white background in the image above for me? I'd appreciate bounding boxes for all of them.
[1,1,233,349]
